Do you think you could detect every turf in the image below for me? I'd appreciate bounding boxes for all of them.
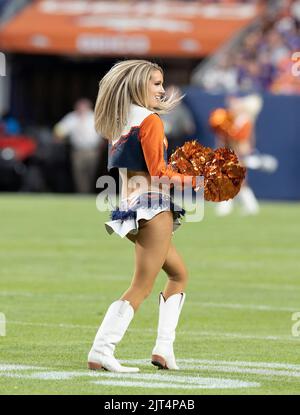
[0,194,299,395]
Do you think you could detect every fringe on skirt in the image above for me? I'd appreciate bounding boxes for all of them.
[105,192,185,238]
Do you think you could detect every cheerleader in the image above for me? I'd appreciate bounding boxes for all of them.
[87,60,200,373]
[210,94,264,216]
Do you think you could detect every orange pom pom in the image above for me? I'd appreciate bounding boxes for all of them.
[169,140,246,202]
[209,108,252,143]
[204,147,246,202]
[209,108,228,128]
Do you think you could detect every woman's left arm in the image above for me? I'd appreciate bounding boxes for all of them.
[139,113,197,189]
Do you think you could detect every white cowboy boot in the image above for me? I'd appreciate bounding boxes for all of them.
[215,199,234,216]
[88,299,139,373]
[151,292,186,370]
[238,185,260,215]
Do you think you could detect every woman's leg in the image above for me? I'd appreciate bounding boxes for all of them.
[121,211,174,311]
[126,222,188,370]
[126,235,188,300]
[151,243,188,369]
[161,243,188,299]
[88,211,173,372]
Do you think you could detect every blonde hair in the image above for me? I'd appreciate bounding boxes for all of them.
[94,59,182,141]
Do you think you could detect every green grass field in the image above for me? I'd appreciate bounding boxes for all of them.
[0,194,300,395]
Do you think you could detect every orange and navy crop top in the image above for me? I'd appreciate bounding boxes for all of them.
[108,104,197,189]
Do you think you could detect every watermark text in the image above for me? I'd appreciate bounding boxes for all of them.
[0,313,6,336]
[291,52,300,77]
[291,312,300,337]
[0,52,6,76]
[96,169,204,222]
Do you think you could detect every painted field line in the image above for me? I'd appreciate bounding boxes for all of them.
[4,357,300,385]
[182,364,300,379]
[90,378,259,390]
[197,302,298,312]
[0,364,260,389]
[0,364,44,371]
[0,367,250,383]
[2,372,256,389]
[0,292,36,298]
[6,320,296,342]
[0,291,107,299]
[122,359,300,379]
[8,320,96,330]
[122,358,300,372]
[1,290,297,312]
[1,371,78,380]
[230,282,300,292]
[178,359,300,371]
[187,330,293,341]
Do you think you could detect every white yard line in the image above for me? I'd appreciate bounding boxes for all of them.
[1,291,298,312]
[6,320,296,342]
[8,320,96,329]
[90,379,259,389]
[185,330,293,341]
[181,365,300,379]
[4,357,300,387]
[177,359,300,371]
[197,302,298,312]
[123,359,300,379]
[0,364,260,389]
[0,364,44,371]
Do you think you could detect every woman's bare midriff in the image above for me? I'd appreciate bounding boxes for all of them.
[119,168,166,202]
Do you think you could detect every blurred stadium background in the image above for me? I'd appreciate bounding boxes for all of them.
[0,0,299,199]
[1,0,300,396]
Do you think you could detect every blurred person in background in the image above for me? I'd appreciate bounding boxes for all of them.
[53,98,102,193]
[210,94,264,216]
[160,85,196,158]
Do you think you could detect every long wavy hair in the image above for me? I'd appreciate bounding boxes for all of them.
[94,59,182,141]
